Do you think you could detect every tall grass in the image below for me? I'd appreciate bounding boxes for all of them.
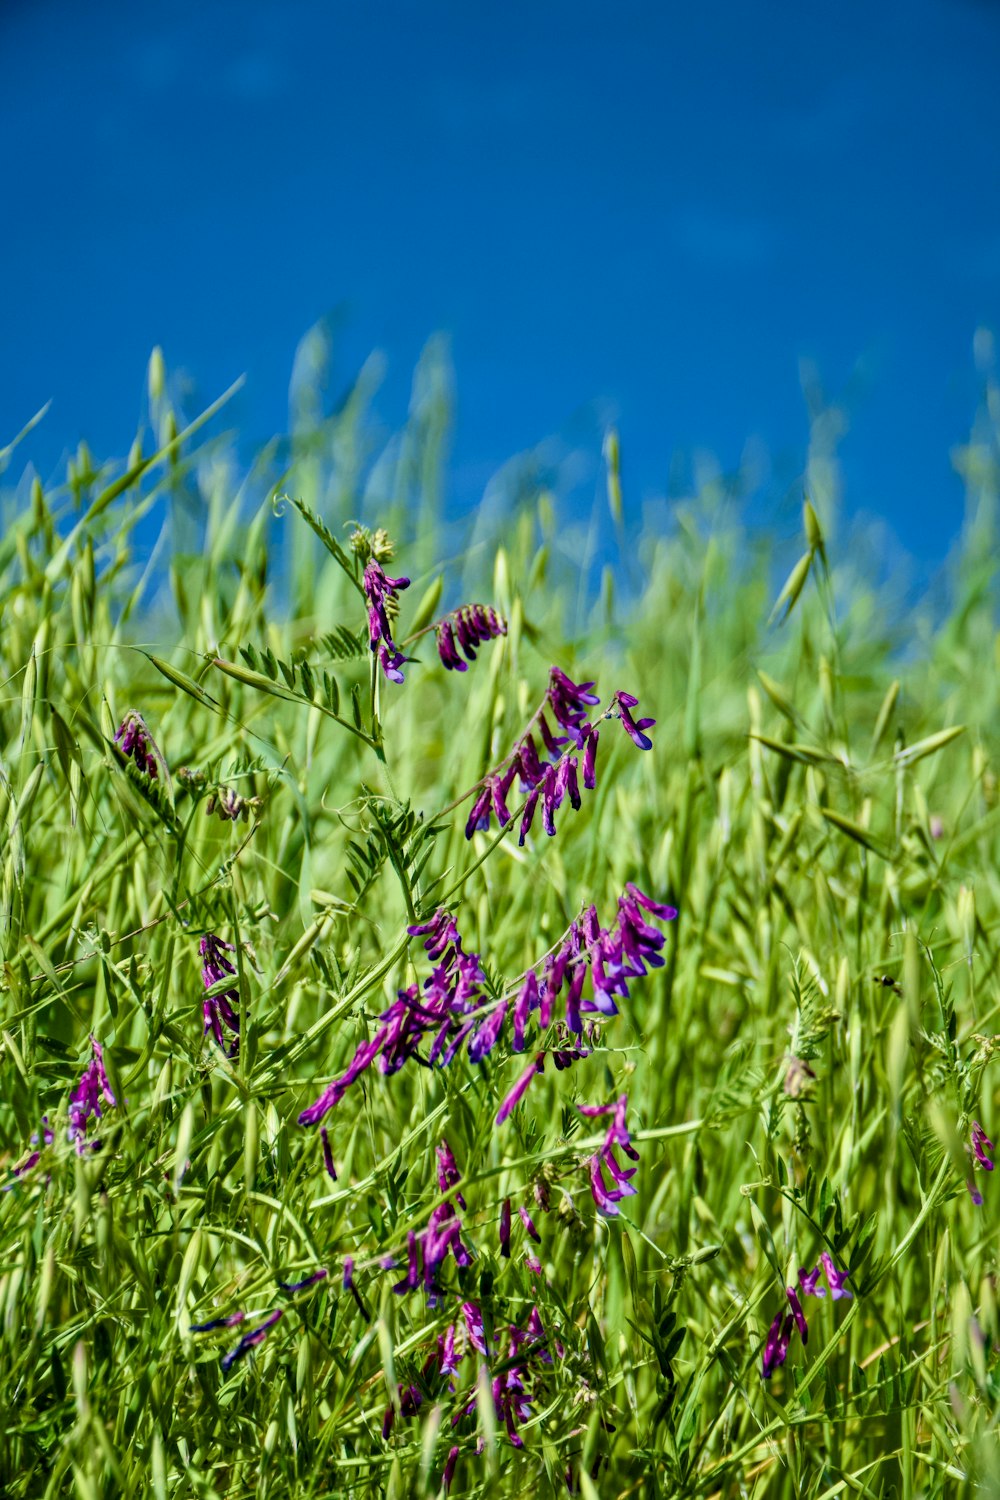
[0,336,998,1498]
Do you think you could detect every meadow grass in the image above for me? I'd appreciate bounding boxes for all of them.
[0,343,998,1499]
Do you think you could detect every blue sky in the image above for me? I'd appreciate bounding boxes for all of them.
[2,0,999,555]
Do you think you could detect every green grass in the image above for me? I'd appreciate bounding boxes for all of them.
[0,339,999,1499]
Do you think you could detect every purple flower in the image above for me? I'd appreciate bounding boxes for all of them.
[436,604,507,670]
[436,1138,466,1208]
[442,1446,460,1491]
[547,668,600,744]
[68,1037,117,1155]
[582,729,599,790]
[190,1311,245,1333]
[518,1205,541,1243]
[971,1121,995,1172]
[513,970,539,1051]
[393,1231,422,1294]
[363,559,411,684]
[462,1300,488,1356]
[518,785,540,846]
[525,1252,543,1277]
[819,1253,853,1300]
[786,1286,808,1343]
[114,711,164,778]
[321,1127,337,1182]
[200,933,240,1058]
[7,1116,54,1183]
[615,690,656,751]
[468,998,508,1063]
[797,1265,826,1299]
[500,1198,511,1257]
[221,1309,282,1373]
[761,1308,794,1379]
[581,1094,639,1215]
[439,1323,460,1377]
[496,1054,545,1125]
[968,1180,985,1206]
[343,1257,354,1290]
[278,1269,329,1294]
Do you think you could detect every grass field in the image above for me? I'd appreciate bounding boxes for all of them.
[1,342,998,1498]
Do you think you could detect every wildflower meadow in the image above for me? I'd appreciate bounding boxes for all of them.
[1,341,999,1498]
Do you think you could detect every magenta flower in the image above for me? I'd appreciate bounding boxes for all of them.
[580,1093,639,1216]
[114,711,164,778]
[436,604,507,670]
[436,1138,466,1207]
[518,1205,541,1243]
[614,690,656,751]
[462,1300,488,1356]
[761,1307,794,1379]
[496,1054,545,1125]
[190,1311,245,1333]
[819,1253,853,1300]
[363,559,411,683]
[221,1309,282,1373]
[442,1446,460,1491]
[797,1265,826,1298]
[439,1323,459,1377]
[971,1120,995,1172]
[7,1116,54,1183]
[278,1268,328,1294]
[500,1198,511,1257]
[321,1127,337,1182]
[786,1285,808,1343]
[200,933,240,1057]
[68,1037,117,1155]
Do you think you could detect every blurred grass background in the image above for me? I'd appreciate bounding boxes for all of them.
[0,336,998,1497]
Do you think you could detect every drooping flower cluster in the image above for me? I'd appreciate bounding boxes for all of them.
[762,1286,808,1379]
[454,1301,558,1448]
[393,1139,473,1304]
[762,1256,852,1379]
[298,889,676,1130]
[68,1036,117,1155]
[114,712,163,778]
[463,670,655,844]
[363,558,411,683]
[578,1094,639,1217]
[436,604,507,671]
[200,933,240,1057]
[967,1120,995,1204]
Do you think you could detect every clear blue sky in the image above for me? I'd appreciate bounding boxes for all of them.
[2,0,999,554]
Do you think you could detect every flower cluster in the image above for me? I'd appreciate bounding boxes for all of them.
[967,1120,995,1204]
[762,1257,852,1379]
[454,1301,557,1448]
[578,1094,639,1217]
[68,1036,117,1155]
[464,670,656,844]
[114,712,163,778]
[363,558,411,683]
[393,1139,472,1304]
[436,604,507,671]
[200,934,240,1057]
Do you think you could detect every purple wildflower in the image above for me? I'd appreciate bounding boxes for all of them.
[278,1269,328,1294]
[200,933,240,1057]
[440,1323,460,1377]
[761,1308,794,1379]
[581,1094,639,1216]
[321,1127,337,1181]
[525,1252,543,1277]
[582,728,599,790]
[496,1054,545,1125]
[462,1300,488,1356]
[436,1138,466,1208]
[513,970,540,1051]
[363,559,411,684]
[221,1309,282,1373]
[518,1205,541,1243]
[436,604,507,670]
[343,1257,354,1290]
[468,998,508,1063]
[614,690,656,751]
[968,1180,985,1206]
[518,785,540,846]
[442,1446,460,1491]
[500,1198,511,1257]
[786,1286,808,1343]
[971,1121,995,1172]
[8,1117,54,1182]
[68,1037,116,1155]
[113,711,164,778]
[797,1265,826,1299]
[820,1253,853,1300]
[189,1311,245,1333]
[547,668,600,745]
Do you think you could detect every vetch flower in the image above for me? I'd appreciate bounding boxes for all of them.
[7,1117,54,1184]
[200,933,240,1057]
[500,1198,511,1258]
[462,1300,488,1356]
[435,604,507,670]
[614,690,656,751]
[321,1127,337,1181]
[442,1446,460,1491]
[114,711,165,778]
[819,1253,853,1300]
[221,1309,282,1373]
[436,1138,466,1208]
[580,1094,639,1216]
[190,1311,245,1333]
[439,1323,460,1377]
[786,1285,808,1343]
[68,1037,117,1155]
[761,1307,794,1379]
[363,559,411,684]
[518,1205,541,1243]
[496,1054,545,1125]
[277,1269,328,1294]
[971,1120,995,1173]
[797,1265,826,1298]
